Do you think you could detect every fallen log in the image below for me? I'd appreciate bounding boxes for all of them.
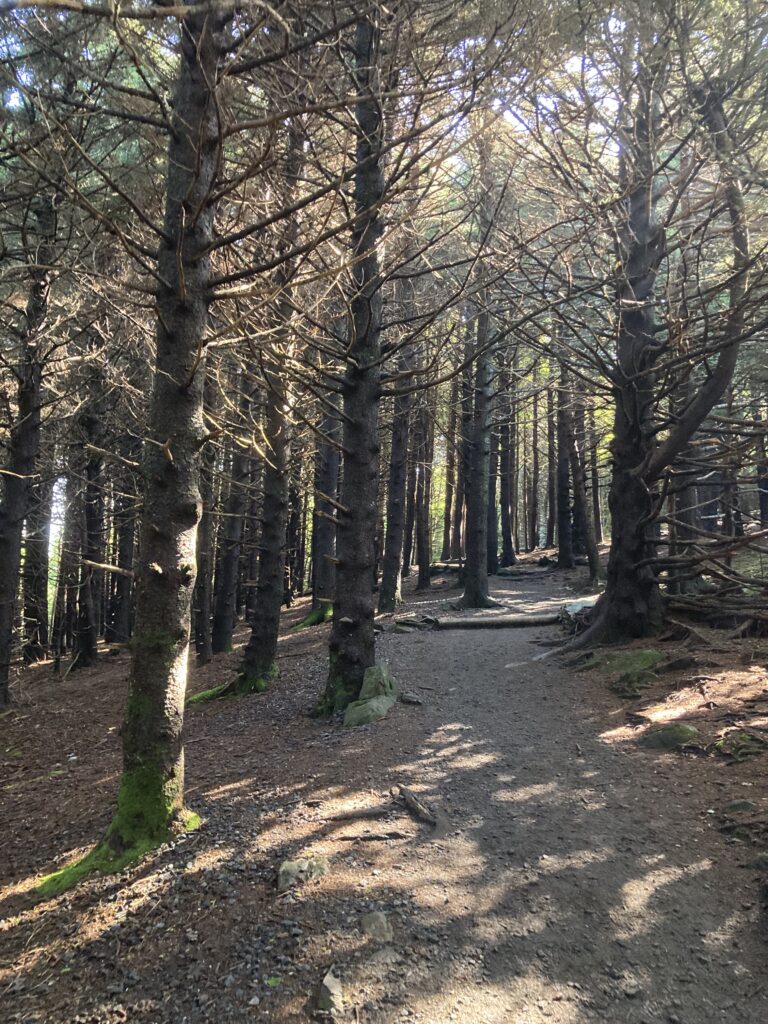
[433,612,559,630]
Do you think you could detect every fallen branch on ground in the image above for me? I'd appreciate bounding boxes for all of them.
[393,784,437,826]
[433,613,559,630]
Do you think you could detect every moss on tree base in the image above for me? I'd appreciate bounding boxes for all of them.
[316,653,360,716]
[291,602,333,632]
[37,803,201,897]
[186,663,278,704]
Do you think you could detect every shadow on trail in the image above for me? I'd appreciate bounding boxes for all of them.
[1,573,765,1023]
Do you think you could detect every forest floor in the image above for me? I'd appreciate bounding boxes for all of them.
[3,560,768,1023]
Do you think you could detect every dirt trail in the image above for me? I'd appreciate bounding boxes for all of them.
[2,570,767,1023]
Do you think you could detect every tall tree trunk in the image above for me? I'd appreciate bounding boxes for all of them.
[528,384,540,550]
[583,77,747,642]
[756,425,768,528]
[487,426,499,574]
[556,362,575,569]
[73,422,103,670]
[415,394,433,591]
[401,442,417,578]
[234,116,303,692]
[322,14,385,712]
[41,10,230,886]
[237,369,290,689]
[460,303,494,608]
[0,198,52,706]
[545,384,557,548]
[498,362,516,566]
[211,378,252,654]
[109,493,136,644]
[23,472,53,663]
[379,380,411,611]
[193,381,217,665]
[588,405,603,543]
[451,326,474,561]
[441,376,459,561]
[312,399,340,613]
[567,408,601,583]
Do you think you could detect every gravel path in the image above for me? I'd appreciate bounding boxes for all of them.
[371,610,766,1022]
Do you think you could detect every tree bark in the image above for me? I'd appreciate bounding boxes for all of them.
[87,8,226,869]
[401,441,417,578]
[528,385,540,550]
[556,362,575,569]
[312,398,340,612]
[379,379,411,611]
[323,14,385,712]
[211,377,252,654]
[415,394,433,591]
[588,405,603,543]
[499,362,516,566]
[23,472,53,663]
[545,384,557,549]
[460,303,494,608]
[0,198,52,706]
[441,376,459,561]
[567,406,601,583]
[487,425,499,574]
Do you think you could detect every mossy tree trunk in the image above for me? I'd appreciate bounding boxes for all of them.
[323,14,385,712]
[102,7,226,861]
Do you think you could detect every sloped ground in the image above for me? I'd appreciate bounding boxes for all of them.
[2,566,767,1023]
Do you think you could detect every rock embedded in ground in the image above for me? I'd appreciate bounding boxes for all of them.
[361,911,394,942]
[343,694,397,727]
[343,663,398,727]
[276,855,329,893]
[725,799,757,814]
[318,969,344,1014]
[639,723,699,749]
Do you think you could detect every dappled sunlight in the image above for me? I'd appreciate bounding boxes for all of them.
[609,859,713,940]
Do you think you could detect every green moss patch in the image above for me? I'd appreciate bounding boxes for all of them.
[187,663,277,705]
[715,730,768,762]
[291,602,333,632]
[37,806,200,898]
[639,723,699,750]
[610,669,657,699]
[186,683,229,705]
[579,648,663,675]
[317,653,358,715]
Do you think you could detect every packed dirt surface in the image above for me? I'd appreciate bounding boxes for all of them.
[2,565,768,1023]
